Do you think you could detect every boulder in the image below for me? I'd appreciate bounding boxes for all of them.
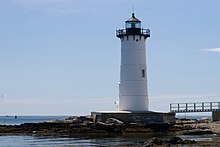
[145,137,162,147]
[105,118,124,125]
[168,137,183,144]
[166,137,197,145]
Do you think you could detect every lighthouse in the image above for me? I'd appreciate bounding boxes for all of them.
[91,13,175,125]
[116,13,150,111]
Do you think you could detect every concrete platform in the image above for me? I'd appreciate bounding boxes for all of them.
[91,111,175,125]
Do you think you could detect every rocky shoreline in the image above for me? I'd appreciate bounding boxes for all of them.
[0,116,220,146]
[0,116,172,136]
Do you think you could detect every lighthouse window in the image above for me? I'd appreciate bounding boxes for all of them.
[142,69,145,78]
[131,23,135,28]
[126,22,141,28]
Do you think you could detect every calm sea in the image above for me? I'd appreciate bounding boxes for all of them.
[0,115,218,146]
[0,116,68,125]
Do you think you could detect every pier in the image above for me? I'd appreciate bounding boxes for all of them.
[170,102,220,121]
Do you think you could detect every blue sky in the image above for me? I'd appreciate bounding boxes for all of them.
[0,0,220,115]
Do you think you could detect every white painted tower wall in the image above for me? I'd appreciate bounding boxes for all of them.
[119,35,149,111]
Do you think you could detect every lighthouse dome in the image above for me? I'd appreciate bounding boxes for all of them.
[125,13,141,28]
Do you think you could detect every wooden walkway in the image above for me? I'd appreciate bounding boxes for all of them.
[170,102,220,113]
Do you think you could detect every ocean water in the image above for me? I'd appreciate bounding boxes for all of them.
[0,134,220,147]
[0,116,68,125]
[0,116,219,146]
[0,135,145,147]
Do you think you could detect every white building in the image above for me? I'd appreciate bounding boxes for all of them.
[116,13,150,111]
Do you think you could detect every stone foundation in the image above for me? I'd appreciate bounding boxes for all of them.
[212,111,220,121]
[91,111,176,125]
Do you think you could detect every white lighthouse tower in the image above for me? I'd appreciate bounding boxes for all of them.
[116,13,150,111]
[92,14,175,124]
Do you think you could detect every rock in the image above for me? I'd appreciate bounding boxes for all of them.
[91,122,123,133]
[166,137,197,145]
[145,137,197,147]
[146,137,162,147]
[168,137,183,144]
[1,114,214,137]
[182,139,197,144]
[105,118,124,125]
[195,117,210,123]
[176,118,198,124]
[65,115,93,123]
[181,129,214,135]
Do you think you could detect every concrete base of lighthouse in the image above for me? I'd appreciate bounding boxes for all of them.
[91,111,175,125]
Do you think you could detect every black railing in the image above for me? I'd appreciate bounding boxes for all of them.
[116,28,150,38]
[170,102,220,113]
